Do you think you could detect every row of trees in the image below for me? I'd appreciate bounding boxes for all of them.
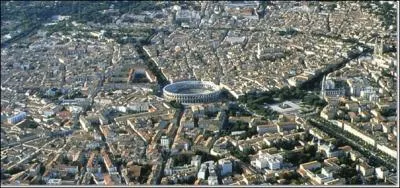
[239,86,326,120]
[239,87,307,104]
[380,108,396,117]
[252,106,278,120]
[310,118,396,169]
[134,43,170,88]
[302,94,327,107]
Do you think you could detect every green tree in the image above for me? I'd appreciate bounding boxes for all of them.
[327,4,337,11]
[39,165,46,175]
[349,175,363,184]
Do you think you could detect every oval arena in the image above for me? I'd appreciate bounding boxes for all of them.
[163,81,221,103]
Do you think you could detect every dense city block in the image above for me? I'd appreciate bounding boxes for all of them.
[0,1,398,186]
